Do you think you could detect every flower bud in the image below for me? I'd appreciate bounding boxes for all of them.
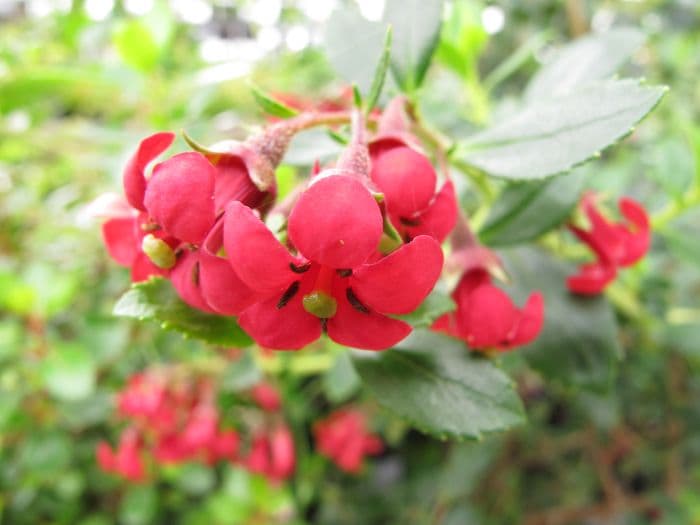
[141,234,176,269]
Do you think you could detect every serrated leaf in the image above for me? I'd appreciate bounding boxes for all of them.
[480,170,586,246]
[113,278,253,347]
[322,8,386,93]
[526,27,646,101]
[503,247,622,391]
[383,0,443,90]
[365,26,393,115]
[353,331,525,439]
[250,84,299,119]
[456,79,666,180]
[393,289,455,328]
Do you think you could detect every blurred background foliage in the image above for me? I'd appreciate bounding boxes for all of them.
[1,0,700,524]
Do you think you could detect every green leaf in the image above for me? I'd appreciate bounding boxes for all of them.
[113,278,253,347]
[383,0,444,90]
[113,20,161,72]
[526,27,646,101]
[41,343,96,402]
[457,79,666,180]
[365,26,393,115]
[119,485,158,525]
[353,331,525,439]
[322,8,386,93]
[479,170,586,246]
[392,288,455,327]
[503,247,622,390]
[250,83,299,119]
[323,352,361,403]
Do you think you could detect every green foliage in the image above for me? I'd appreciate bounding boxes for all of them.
[250,84,300,118]
[113,278,253,347]
[457,79,666,180]
[354,331,525,439]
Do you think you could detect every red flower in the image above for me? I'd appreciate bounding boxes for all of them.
[369,97,457,243]
[223,173,444,350]
[250,382,282,412]
[313,409,383,473]
[433,269,544,351]
[96,428,146,482]
[567,194,650,294]
[243,425,296,482]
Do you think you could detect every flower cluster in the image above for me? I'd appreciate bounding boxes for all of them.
[96,370,294,483]
[567,193,651,294]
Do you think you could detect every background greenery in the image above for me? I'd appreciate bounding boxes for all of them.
[1,0,699,523]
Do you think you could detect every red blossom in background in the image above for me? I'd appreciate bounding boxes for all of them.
[313,408,383,473]
[567,194,651,295]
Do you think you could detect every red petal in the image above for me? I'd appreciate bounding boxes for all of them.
[326,281,412,351]
[198,221,260,315]
[238,270,322,350]
[269,425,295,481]
[123,132,175,211]
[507,292,544,348]
[96,442,116,472]
[213,155,268,212]
[566,261,617,295]
[403,181,458,243]
[618,197,651,266]
[102,217,139,266]
[431,313,460,338]
[144,152,216,243]
[131,252,169,282]
[351,235,443,315]
[223,201,297,293]
[370,146,436,217]
[288,175,383,269]
[455,283,517,349]
[170,251,215,313]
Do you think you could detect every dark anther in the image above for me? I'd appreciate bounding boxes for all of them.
[191,262,200,285]
[346,288,369,314]
[336,269,352,278]
[400,217,422,227]
[277,281,300,309]
[290,262,311,274]
[320,318,328,333]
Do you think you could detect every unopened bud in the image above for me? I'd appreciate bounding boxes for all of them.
[141,234,176,269]
[302,291,337,319]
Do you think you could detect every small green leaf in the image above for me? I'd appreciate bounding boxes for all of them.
[393,289,455,328]
[526,27,646,101]
[503,247,622,391]
[480,171,586,246]
[365,25,393,115]
[221,351,262,392]
[113,278,253,347]
[383,0,444,90]
[456,79,666,180]
[353,331,525,439]
[249,83,299,119]
[323,352,361,403]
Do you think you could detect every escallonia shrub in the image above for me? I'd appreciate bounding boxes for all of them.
[91,28,661,480]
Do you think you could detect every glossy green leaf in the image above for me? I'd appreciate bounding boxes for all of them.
[353,331,525,439]
[479,170,586,246]
[526,27,646,101]
[365,26,393,115]
[503,247,622,390]
[250,83,299,118]
[113,278,253,347]
[383,0,444,90]
[457,79,666,180]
